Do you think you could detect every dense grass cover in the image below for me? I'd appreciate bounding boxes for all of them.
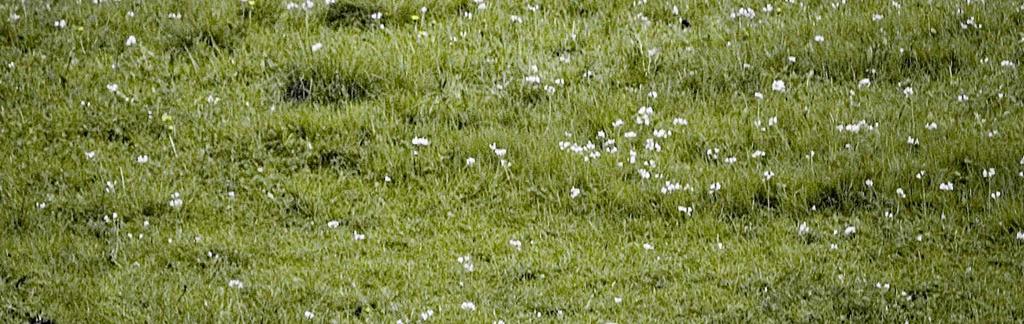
[2,0,1023,322]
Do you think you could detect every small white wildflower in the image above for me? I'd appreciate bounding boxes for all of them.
[169,192,183,208]
[419,309,435,321]
[327,220,340,228]
[907,136,919,145]
[461,301,476,311]
[54,20,67,29]
[106,83,119,93]
[125,35,137,46]
[569,187,581,199]
[411,137,430,146]
[763,170,775,181]
[524,75,541,84]
[903,87,914,97]
[754,92,764,100]
[509,239,522,250]
[896,188,906,198]
[798,222,810,235]
[771,80,786,92]
[85,151,97,159]
[813,35,825,43]
[1016,231,1024,241]
[304,311,315,320]
[708,182,722,194]
[228,279,244,289]
[673,118,688,126]
[858,78,871,88]
[939,182,954,191]
[353,231,366,241]
[957,94,969,102]
[136,155,149,164]
[872,14,884,21]
[751,150,766,158]
[642,243,654,250]
[510,15,523,23]
[678,206,694,216]
[982,168,996,178]
[990,191,1002,199]
[311,43,323,52]
[465,157,476,166]
[843,226,856,236]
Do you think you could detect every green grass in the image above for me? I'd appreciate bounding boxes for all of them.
[2,0,1024,322]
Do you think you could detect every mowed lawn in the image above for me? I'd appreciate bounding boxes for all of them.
[2,0,1023,322]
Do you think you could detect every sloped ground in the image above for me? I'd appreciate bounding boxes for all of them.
[1,0,1023,322]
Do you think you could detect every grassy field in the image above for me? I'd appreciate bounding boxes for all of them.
[2,0,1023,322]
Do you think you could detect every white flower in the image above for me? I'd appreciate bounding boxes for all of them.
[672,118,688,126]
[524,75,541,84]
[353,231,366,241]
[327,220,340,228]
[9,12,20,22]
[509,239,522,250]
[990,191,1002,199]
[106,83,119,93]
[457,256,474,272]
[858,78,871,88]
[36,202,47,209]
[125,35,137,46]
[136,155,149,164]
[798,222,810,235]
[678,206,693,216]
[771,80,786,92]
[370,12,383,20]
[843,225,856,236]
[304,311,315,320]
[1016,231,1024,241]
[54,19,67,29]
[614,297,623,304]
[957,94,969,102]
[903,87,914,97]
[85,151,97,159]
[461,301,476,311]
[896,188,906,198]
[569,187,581,198]
[411,137,430,146]
[169,192,183,208]
[907,136,919,145]
[642,243,654,250]
[228,279,245,288]
[612,119,625,128]
[510,15,523,23]
[708,182,722,194]
[419,309,435,321]
[982,168,996,178]
[465,157,476,166]
[311,43,323,52]
[754,92,764,100]
[872,14,884,21]
[813,35,825,42]
[751,150,766,158]
[864,179,874,187]
[489,143,507,157]
[762,171,775,181]
[939,182,954,191]
[1001,60,1016,68]
[924,122,938,130]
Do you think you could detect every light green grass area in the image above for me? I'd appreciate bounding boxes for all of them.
[2,0,1023,322]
